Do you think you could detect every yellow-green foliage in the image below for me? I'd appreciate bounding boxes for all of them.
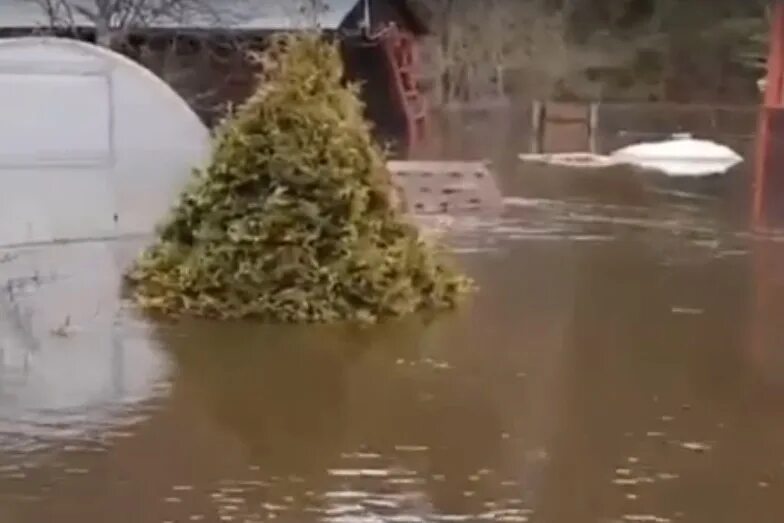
[125,32,472,323]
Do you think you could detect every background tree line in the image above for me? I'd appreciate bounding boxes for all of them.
[18,0,773,108]
[411,0,770,106]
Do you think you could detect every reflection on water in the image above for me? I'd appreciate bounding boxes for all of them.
[0,241,171,454]
[5,123,784,521]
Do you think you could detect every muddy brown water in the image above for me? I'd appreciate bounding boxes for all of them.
[3,117,784,522]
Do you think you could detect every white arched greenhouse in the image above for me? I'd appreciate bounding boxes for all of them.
[0,37,211,246]
[0,38,210,449]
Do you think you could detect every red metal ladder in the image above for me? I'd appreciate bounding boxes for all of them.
[377,24,428,155]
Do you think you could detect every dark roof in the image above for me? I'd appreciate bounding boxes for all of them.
[1,0,359,31]
[1,0,428,33]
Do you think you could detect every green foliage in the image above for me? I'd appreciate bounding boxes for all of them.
[125,32,473,323]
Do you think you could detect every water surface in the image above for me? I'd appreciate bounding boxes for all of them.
[2,114,784,522]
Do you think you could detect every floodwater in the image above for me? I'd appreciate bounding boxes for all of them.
[3,110,784,523]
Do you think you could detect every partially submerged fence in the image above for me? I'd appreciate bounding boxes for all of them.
[529,101,759,155]
[422,102,760,163]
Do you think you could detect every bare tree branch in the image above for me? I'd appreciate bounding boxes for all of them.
[23,0,223,48]
[19,0,257,123]
[416,0,664,106]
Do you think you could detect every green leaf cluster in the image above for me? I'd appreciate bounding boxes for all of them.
[125,32,473,323]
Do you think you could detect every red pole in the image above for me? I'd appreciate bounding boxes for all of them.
[764,2,784,109]
[754,1,784,224]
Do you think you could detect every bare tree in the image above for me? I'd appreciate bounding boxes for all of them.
[417,0,671,106]
[20,0,249,119]
[421,0,575,106]
[20,0,343,120]
[26,0,221,48]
